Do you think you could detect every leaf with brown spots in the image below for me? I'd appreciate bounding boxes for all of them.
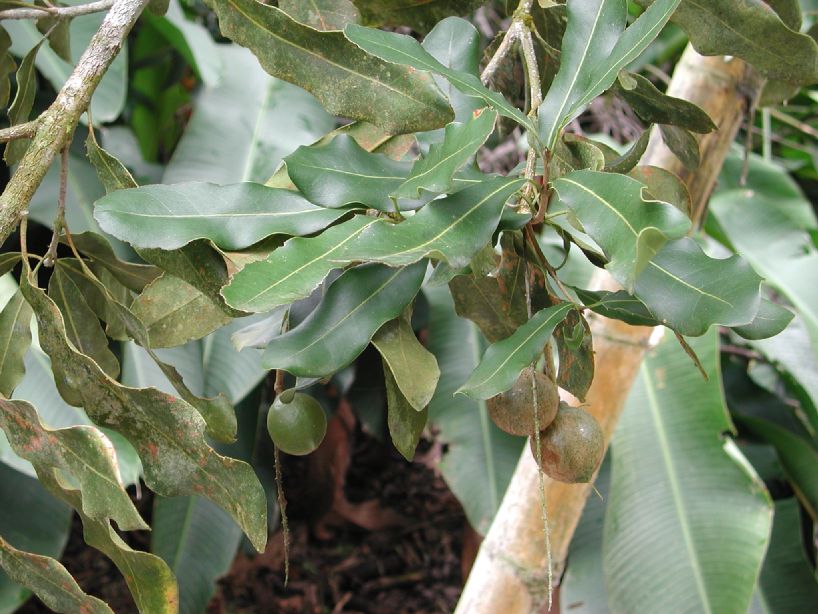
[0,398,146,531]
[0,536,114,614]
[18,266,268,552]
[554,310,594,401]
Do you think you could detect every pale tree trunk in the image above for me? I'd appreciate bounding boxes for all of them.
[455,46,764,614]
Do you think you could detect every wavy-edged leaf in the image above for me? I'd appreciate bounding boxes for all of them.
[0,289,32,398]
[151,495,242,614]
[285,135,412,211]
[0,398,146,531]
[3,40,41,165]
[733,299,794,341]
[231,309,286,351]
[279,0,360,30]
[95,182,346,251]
[552,170,691,289]
[132,275,231,348]
[70,231,159,293]
[338,177,526,269]
[752,498,818,612]
[352,0,483,32]
[633,238,763,337]
[602,128,651,174]
[425,285,524,533]
[573,287,661,327]
[615,71,716,133]
[630,165,692,217]
[554,310,594,401]
[538,0,681,149]
[85,130,138,193]
[165,44,333,184]
[372,314,440,411]
[263,261,426,377]
[0,464,72,612]
[18,269,268,551]
[659,124,700,170]
[637,0,818,85]
[458,302,574,399]
[57,259,238,444]
[344,23,536,134]
[223,216,378,313]
[384,363,428,461]
[0,537,113,614]
[394,108,497,198]
[48,266,121,380]
[604,330,772,614]
[205,0,452,134]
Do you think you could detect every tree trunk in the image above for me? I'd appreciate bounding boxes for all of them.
[455,46,763,614]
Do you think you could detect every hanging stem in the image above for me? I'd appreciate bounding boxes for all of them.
[43,146,69,267]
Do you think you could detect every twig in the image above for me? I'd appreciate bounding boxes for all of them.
[480,0,535,85]
[0,121,38,143]
[43,146,69,267]
[0,0,150,249]
[0,0,113,20]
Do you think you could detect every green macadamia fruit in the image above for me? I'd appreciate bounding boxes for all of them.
[266,391,327,456]
[530,402,604,483]
[487,366,560,436]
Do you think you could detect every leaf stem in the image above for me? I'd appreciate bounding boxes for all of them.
[43,146,69,267]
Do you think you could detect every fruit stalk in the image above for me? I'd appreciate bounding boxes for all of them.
[455,46,763,614]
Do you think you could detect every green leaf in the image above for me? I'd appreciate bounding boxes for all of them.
[57,259,239,444]
[637,0,818,85]
[0,398,147,531]
[18,269,268,551]
[602,128,651,174]
[394,108,497,198]
[573,287,661,327]
[457,302,574,400]
[70,231,160,293]
[425,285,524,533]
[3,40,41,165]
[285,135,413,211]
[94,182,347,251]
[752,498,818,612]
[5,9,126,123]
[351,0,483,32]
[732,299,794,341]
[151,495,242,614]
[137,240,238,316]
[262,261,426,377]
[630,165,692,217]
[633,238,763,337]
[223,216,379,313]
[384,363,428,461]
[36,9,71,62]
[0,463,72,613]
[710,164,818,355]
[552,170,691,289]
[659,124,700,170]
[538,0,681,149]
[165,44,334,184]
[279,0,360,29]
[48,266,121,380]
[554,310,594,401]
[0,537,113,614]
[372,314,440,411]
[447,236,529,343]
[132,275,232,348]
[338,177,526,269]
[0,289,32,398]
[604,331,772,614]
[343,23,536,135]
[737,414,818,519]
[615,71,716,133]
[205,0,452,134]
[85,130,138,193]
[149,0,222,87]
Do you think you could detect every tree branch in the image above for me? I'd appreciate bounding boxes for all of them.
[0,0,114,21]
[0,0,149,248]
[0,121,38,142]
